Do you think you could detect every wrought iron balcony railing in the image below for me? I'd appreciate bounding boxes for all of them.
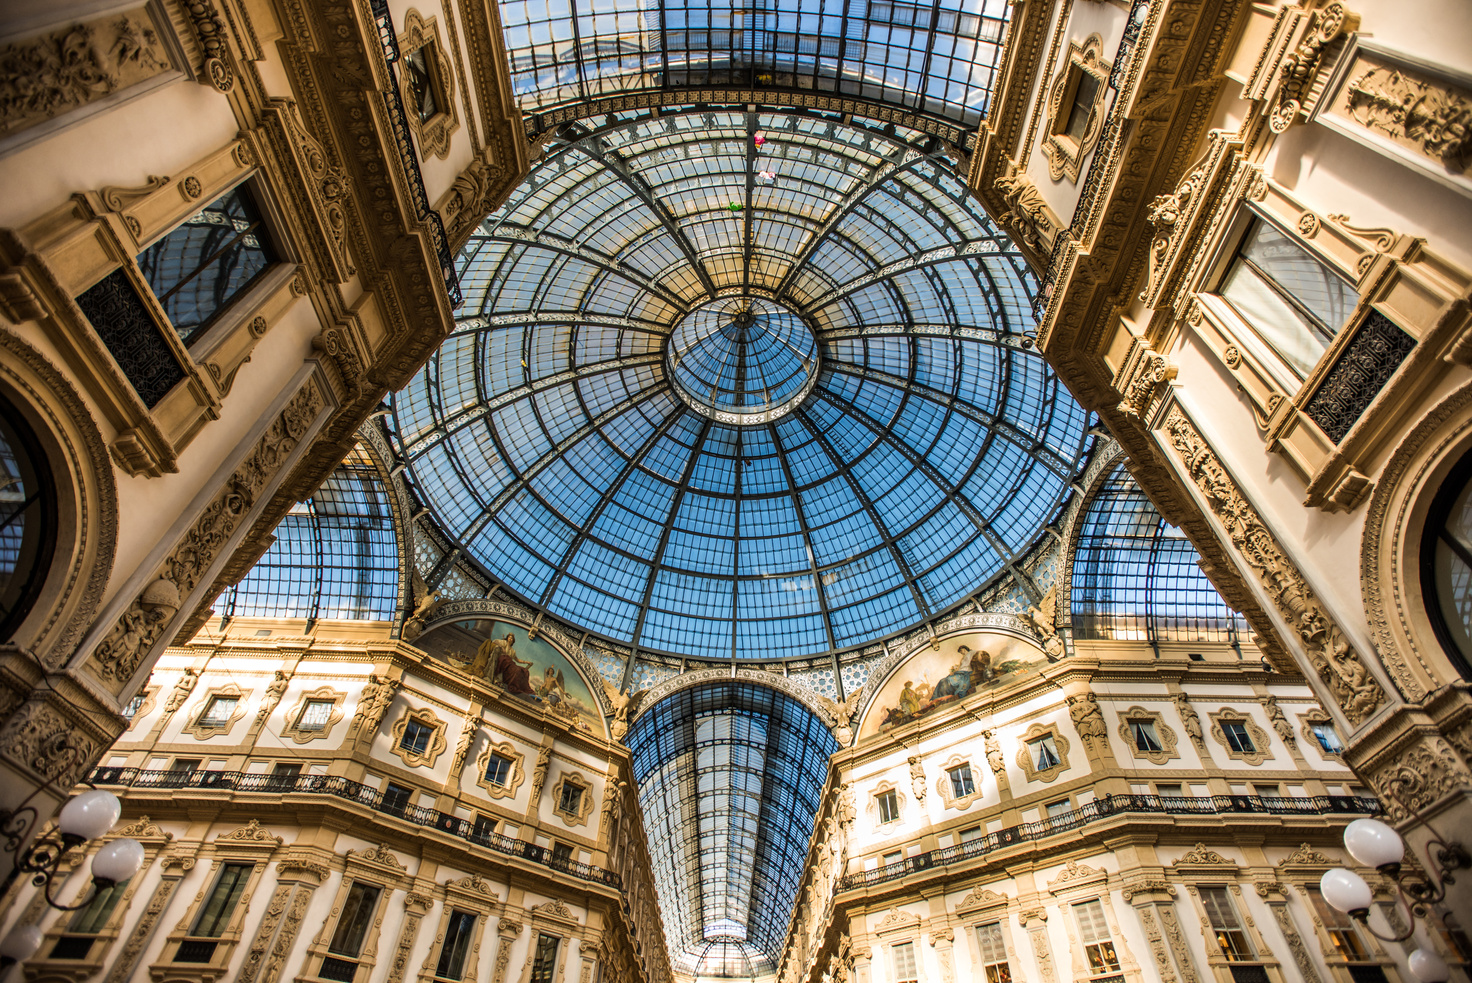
[87,767,619,888]
[838,792,1382,890]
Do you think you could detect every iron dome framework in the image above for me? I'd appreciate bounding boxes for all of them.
[389,108,1091,666]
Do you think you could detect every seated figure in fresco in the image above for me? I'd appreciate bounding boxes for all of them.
[930,646,991,704]
[476,633,537,699]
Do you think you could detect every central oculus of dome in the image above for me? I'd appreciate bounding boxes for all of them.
[665,297,820,425]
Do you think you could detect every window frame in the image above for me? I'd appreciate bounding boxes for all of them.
[1017,723,1072,783]
[433,909,477,981]
[550,771,596,827]
[280,686,347,743]
[874,785,903,825]
[1420,446,1472,680]
[1209,709,1272,766]
[890,939,919,983]
[389,706,447,768]
[1041,33,1112,183]
[474,740,526,800]
[1116,706,1181,765]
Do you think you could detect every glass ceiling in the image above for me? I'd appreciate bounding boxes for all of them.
[1071,461,1247,644]
[390,108,1090,664]
[501,0,1011,133]
[626,682,838,976]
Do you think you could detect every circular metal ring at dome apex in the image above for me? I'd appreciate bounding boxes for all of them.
[665,297,821,425]
[389,108,1093,666]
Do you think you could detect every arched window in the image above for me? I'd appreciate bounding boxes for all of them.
[1422,448,1472,680]
[220,444,400,622]
[1071,461,1245,643]
[0,395,56,642]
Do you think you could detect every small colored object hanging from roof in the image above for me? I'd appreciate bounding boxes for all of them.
[728,202,744,211]
[757,170,776,183]
[753,133,766,147]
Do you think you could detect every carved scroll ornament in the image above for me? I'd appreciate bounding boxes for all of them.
[1163,408,1385,724]
[87,383,323,690]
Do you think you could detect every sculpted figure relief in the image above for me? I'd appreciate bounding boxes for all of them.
[354,675,399,735]
[164,669,198,714]
[1174,693,1204,746]
[257,670,290,721]
[1069,693,1109,751]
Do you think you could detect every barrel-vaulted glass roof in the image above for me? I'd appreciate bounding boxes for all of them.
[389,108,1090,664]
[501,0,1011,133]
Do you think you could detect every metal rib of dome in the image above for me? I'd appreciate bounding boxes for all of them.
[390,109,1090,664]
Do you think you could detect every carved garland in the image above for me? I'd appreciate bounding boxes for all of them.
[85,383,324,691]
[1163,407,1385,724]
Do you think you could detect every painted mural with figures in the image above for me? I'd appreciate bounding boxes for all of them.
[858,631,1046,738]
[413,619,602,734]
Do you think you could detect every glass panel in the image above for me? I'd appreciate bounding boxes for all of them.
[71,880,127,935]
[1199,885,1254,959]
[1312,722,1343,753]
[1218,218,1356,378]
[400,720,432,754]
[558,782,583,813]
[1429,452,1472,676]
[222,444,399,622]
[436,910,476,980]
[1063,70,1101,144]
[136,185,278,343]
[0,402,53,643]
[1031,735,1059,770]
[892,941,918,982]
[390,109,1090,666]
[530,934,560,983]
[948,764,974,797]
[976,922,1011,982]
[200,697,237,725]
[878,790,899,823]
[1131,720,1162,752]
[1223,722,1255,754]
[192,864,252,937]
[485,754,512,786]
[299,700,334,731]
[329,882,382,957]
[1072,461,1244,642]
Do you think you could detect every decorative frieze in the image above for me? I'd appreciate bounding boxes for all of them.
[86,382,324,691]
[1163,407,1385,725]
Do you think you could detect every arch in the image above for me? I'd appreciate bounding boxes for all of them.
[0,330,117,669]
[1362,380,1472,701]
[218,442,401,623]
[1067,458,1245,645]
[624,679,839,977]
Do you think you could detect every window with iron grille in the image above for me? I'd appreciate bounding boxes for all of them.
[1199,886,1254,960]
[551,843,574,864]
[947,763,975,798]
[1074,899,1120,974]
[471,814,496,841]
[136,184,280,345]
[381,782,412,817]
[891,940,918,983]
[434,910,476,980]
[975,922,1012,983]
[1221,721,1256,755]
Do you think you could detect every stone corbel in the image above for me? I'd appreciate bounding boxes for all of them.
[993,163,1059,255]
[1138,133,1243,310]
[179,0,236,92]
[258,101,355,282]
[1113,337,1178,423]
[1243,1,1359,132]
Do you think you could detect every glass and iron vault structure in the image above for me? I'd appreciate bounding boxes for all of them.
[390,109,1091,665]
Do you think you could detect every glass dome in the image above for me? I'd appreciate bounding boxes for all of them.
[390,109,1090,663]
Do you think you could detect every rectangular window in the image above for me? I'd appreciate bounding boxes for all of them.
[484,753,512,787]
[1217,217,1357,378]
[298,699,334,732]
[122,693,147,720]
[435,910,476,980]
[1307,888,1369,960]
[1029,734,1061,771]
[169,758,200,774]
[381,782,412,817]
[883,851,903,866]
[399,719,433,755]
[877,789,900,824]
[183,865,251,953]
[1199,885,1254,960]
[947,763,975,798]
[199,696,237,726]
[269,762,302,789]
[557,781,583,815]
[959,826,983,843]
[1061,69,1102,145]
[891,940,918,983]
[1221,721,1256,755]
[530,934,560,983]
[1074,899,1120,973]
[551,843,574,864]
[1045,799,1071,819]
[62,879,127,945]
[975,922,1012,983]
[1130,720,1163,752]
[321,881,382,982]
[1156,783,1183,799]
[1312,721,1344,753]
[136,184,280,344]
[471,814,497,842]
[404,46,443,122]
